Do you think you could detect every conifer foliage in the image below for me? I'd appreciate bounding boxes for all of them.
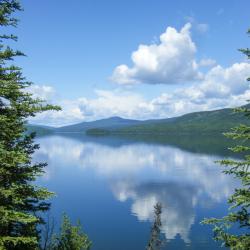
[46,214,91,250]
[0,1,60,249]
[202,29,250,250]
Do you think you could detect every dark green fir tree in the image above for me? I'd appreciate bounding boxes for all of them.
[202,29,250,250]
[0,0,60,249]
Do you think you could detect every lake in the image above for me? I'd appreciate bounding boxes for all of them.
[34,134,238,250]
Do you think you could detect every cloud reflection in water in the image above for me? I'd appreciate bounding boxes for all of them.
[34,135,237,243]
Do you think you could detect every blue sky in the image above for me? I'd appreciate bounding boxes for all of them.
[11,0,250,126]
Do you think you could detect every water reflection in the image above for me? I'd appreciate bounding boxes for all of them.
[34,135,237,249]
[112,181,196,243]
[146,202,163,250]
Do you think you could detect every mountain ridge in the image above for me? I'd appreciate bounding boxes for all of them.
[27,105,250,135]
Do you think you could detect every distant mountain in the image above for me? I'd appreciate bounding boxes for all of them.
[55,116,149,133]
[26,124,54,136]
[86,107,250,135]
[27,106,250,136]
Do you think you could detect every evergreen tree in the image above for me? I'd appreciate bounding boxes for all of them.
[47,214,91,250]
[202,29,250,250]
[0,1,60,249]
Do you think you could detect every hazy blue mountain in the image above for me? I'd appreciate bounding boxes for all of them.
[26,124,55,136]
[55,116,151,133]
[28,105,250,136]
[86,107,250,135]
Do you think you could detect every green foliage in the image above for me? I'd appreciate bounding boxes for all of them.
[202,29,250,250]
[0,1,60,249]
[47,214,91,250]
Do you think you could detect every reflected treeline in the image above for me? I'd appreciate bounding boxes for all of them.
[49,132,243,158]
[106,133,242,158]
[146,203,164,250]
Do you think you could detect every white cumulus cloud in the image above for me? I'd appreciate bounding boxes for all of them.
[147,62,250,117]
[27,85,56,101]
[111,23,202,85]
[29,60,250,126]
[199,58,217,67]
[29,89,153,126]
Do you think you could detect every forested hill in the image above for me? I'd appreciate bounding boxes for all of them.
[26,124,54,136]
[86,107,250,135]
[27,106,250,136]
[26,117,145,135]
[55,116,144,132]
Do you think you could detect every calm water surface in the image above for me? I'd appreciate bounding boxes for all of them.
[34,134,237,250]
